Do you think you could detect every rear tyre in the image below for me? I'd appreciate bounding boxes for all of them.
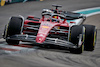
[70,25,85,54]
[4,17,23,45]
[83,25,97,51]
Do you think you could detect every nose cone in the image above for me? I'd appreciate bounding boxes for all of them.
[36,34,46,43]
[36,21,57,43]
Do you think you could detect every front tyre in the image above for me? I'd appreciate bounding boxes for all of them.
[70,25,85,54]
[4,17,23,45]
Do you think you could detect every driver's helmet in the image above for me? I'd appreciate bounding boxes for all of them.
[42,9,53,14]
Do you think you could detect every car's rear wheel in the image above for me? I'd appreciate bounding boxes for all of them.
[4,17,23,45]
[83,25,97,51]
[69,25,85,54]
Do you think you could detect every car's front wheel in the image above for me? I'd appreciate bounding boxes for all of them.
[4,17,23,45]
[69,25,85,54]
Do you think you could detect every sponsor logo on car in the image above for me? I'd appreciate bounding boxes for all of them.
[42,26,49,28]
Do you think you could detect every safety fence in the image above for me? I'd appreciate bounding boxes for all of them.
[0,0,43,6]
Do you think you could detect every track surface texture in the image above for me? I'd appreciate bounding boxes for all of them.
[0,0,100,67]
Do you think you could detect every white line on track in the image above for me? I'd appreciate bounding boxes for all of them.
[86,12,100,17]
[73,7,100,24]
[74,7,100,13]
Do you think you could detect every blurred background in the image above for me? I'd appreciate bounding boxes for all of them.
[0,0,43,6]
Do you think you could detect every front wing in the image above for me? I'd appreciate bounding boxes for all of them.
[6,34,78,49]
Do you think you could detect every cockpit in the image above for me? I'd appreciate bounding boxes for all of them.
[41,9,66,23]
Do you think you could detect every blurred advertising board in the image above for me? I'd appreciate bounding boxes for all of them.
[0,0,38,6]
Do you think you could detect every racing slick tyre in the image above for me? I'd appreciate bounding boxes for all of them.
[4,17,23,45]
[83,25,97,51]
[69,25,85,54]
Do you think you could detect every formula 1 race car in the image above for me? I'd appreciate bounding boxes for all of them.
[3,5,97,54]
